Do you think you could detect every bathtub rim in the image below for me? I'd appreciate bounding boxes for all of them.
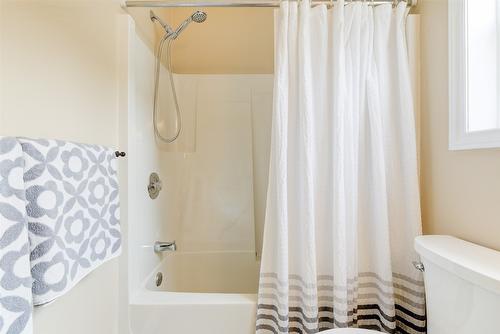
[130,289,258,305]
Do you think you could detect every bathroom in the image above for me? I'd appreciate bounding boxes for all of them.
[0,0,499,333]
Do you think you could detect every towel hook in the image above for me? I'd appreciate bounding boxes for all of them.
[115,151,126,158]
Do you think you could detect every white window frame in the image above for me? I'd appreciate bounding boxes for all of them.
[449,0,500,150]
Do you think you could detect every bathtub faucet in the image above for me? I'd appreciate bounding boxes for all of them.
[154,241,177,253]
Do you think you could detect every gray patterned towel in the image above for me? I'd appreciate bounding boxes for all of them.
[0,137,33,334]
[18,138,121,306]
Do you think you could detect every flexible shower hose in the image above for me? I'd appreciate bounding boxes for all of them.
[153,34,182,143]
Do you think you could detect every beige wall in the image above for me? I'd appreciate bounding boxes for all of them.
[156,7,274,74]
[0,1,126,333]
[417,0,500,251]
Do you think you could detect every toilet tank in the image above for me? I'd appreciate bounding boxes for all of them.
[415,235,500,334]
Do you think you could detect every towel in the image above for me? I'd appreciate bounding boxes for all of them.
[18,138,121,305]
[0,137,33,334]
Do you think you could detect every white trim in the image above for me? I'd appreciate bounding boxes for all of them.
[449,0,500,150]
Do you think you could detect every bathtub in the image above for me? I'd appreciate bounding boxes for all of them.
[129,251,260,334]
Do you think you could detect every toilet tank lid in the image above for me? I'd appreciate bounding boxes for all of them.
[415,235,500,294]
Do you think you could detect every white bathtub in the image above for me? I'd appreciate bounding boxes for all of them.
[129,251,260,334]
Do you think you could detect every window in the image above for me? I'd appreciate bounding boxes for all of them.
[449,0,500,149]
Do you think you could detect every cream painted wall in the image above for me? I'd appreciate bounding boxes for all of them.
[0,1,127,333]
[156,7,274,74]
[417,0,500,251]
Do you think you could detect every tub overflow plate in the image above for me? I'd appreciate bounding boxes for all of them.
[155,272,163,287]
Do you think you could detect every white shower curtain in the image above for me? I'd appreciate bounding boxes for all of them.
[257,1,425,334]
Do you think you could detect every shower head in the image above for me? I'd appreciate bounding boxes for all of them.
[191,11,207,23]
[172,11,207,39]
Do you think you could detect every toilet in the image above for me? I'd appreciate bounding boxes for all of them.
[322,235,500,334]
[414,235,500,334]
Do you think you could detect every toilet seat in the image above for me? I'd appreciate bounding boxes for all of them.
[321,329,382,334]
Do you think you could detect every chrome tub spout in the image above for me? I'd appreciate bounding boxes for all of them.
[154,241,176,253]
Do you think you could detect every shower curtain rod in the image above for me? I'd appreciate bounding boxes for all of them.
[125,0,416,8]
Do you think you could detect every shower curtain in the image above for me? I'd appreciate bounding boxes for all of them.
[257,1,425,334]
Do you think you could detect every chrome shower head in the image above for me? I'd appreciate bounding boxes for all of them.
[191,11,207,23]
[172,11,207,39]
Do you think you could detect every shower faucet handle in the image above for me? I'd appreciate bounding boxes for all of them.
[154,241,177,253]
[148,172,162,199]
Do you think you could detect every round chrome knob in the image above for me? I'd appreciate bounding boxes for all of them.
[148,172,162,199]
